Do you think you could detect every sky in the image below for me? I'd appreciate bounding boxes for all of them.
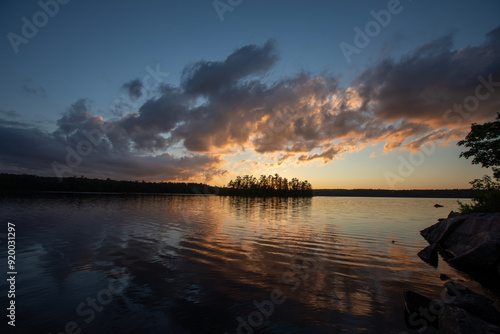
[0,0,499,189]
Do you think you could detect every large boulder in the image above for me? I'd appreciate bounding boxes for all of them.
[439,306,500,334]
[404,282,500,333]
[447,232,500,269]
[417,243,439,266]
[419,212,500,272]
[442,282,499,327]
[415,214,500,332]
[444,281,492,302]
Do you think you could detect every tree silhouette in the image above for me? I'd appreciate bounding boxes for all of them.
[0,174,217,194]
[219,174,312,197]
[458,112,500,180]
[457,113,500,213]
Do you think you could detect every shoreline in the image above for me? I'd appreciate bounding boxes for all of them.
[313,189,471,198]
[408,212,500,332]
[0,189,472,199]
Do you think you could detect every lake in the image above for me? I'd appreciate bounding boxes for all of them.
[1,194,495,333]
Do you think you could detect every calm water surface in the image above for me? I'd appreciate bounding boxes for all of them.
[1,194,493,333]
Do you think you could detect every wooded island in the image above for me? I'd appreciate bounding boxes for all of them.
[218,174,313,197]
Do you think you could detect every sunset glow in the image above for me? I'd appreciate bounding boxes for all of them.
[1,1,499,189]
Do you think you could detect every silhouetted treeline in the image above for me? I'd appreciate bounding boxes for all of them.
[218,174,313,197]
[0,173,216,194]
[0,173,472,198]
[313,189,472,198]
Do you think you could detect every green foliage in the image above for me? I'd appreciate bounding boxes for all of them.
[457,113,500,213]
[219,173,312,197]
[457,112,500,180]
[458,175,500,213]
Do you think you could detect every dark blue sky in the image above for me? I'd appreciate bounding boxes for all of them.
[1,0,499,188]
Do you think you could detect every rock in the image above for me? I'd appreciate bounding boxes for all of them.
[404,289,433,315]
[420,214,467,245]
[439,306,500,334]
[444,282,493,303]
[404,283,500,333]
[426,213,500,248]
[417,243,439,266]
[444,294,500,326]
[440,274,451,281]
[447,232,500,269]
[403,289,439,330]
[419,213,500,272]
[415,213,500,331]
[443,282,500,325]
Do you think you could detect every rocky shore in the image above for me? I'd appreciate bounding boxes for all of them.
[405,212,500,333]
[418,212,500,273]
[404,281,500,333]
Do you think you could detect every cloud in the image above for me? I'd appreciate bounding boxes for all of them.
[0,126,67,174]
[122,79,143,98]
[150,24,499,160]
[0,118,31,128]
[22,80,47,98]
[181,39,279,95]
[2,27,500,181]
[297,145,344,163]
[0,109,32,128]
[356,26,500,127]
[0,122,226,181]
[0,98,226,181]
[54,99,94,135]
[0,110,21,118]
[174,72,343,153]
[402,128,464,152]
[177,27,500,158]
[117,85,191,151]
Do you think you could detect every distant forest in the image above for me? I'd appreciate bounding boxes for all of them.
[313,189,472,198]
[218,174,313,197]
[0,173,216,194]
[0,173,472,198]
